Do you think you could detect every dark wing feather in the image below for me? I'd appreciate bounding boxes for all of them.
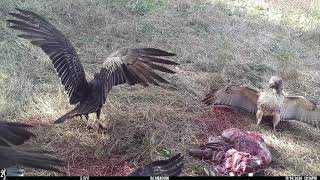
[202,85,260,114]
[129,154,184,176]
[0,146,64,172]
[281,96,320,127]
[0,121,35,146]
[114,48,178,86]
[94,48,178,104]
[7,8,89,104]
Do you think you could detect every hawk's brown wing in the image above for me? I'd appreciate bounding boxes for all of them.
[0,146,64,172]
[0,121,35,146]
[283,96,317,111]
[202,85,260,114]
[7,8,89,105]
[281,96,320,127]
[95,48,178,104]
[129,154,183,176]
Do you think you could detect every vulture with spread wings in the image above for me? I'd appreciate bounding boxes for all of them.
[7,8,179,128]
[203,76,320,130]
[0,121,64,172]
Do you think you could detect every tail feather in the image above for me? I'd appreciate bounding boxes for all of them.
[281,109,320,128]
[54,108,79,124]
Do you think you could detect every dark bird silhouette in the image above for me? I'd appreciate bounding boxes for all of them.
[0,146,64,172]
[7,8,179,128]
[203,76,320,130]
[129,153,184,176]
[0,121,35,146]
[0,120,64,172]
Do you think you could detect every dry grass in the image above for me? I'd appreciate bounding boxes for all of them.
[0,0,320,176]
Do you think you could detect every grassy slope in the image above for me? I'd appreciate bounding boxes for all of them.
[0,0,319,176]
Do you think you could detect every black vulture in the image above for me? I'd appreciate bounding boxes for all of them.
[7,8,179,128]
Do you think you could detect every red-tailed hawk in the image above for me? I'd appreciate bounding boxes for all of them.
[7,8,179,128]
[203,76,320,130]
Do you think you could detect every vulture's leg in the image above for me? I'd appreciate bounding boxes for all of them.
[256,110,263,126]
[87,111,99,130]
[85,114,94,130]
[96,108,101,120]
[99,111,111,130]
[86,110,102,130]
[272,113,281,131]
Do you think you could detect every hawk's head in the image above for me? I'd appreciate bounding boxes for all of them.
[268,76,284,91]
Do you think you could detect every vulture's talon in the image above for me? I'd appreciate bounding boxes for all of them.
[86,125,93,130]
[98,117,111,130]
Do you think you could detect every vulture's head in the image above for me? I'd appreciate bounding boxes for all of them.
[268,76,284,91]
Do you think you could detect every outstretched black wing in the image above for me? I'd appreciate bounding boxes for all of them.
[97,48,179,103]
[129,154,184,176]
[0,146,64,172]
[0,121,35,146]
[8,8,89,104]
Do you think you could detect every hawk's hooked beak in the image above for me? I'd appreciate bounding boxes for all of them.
[269,82,276,89]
